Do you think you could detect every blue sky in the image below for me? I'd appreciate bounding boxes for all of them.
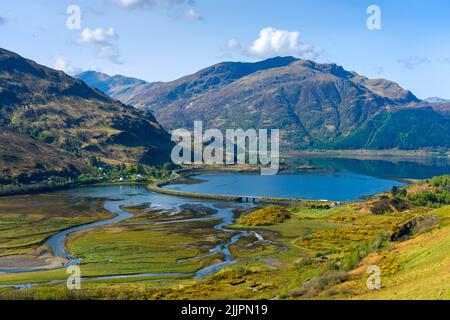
[0,0,449,98]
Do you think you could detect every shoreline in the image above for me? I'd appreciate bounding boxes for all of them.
[0,164,416,204]
[2,149,447,199]
[147,165,415,205]
[148,166,314,205]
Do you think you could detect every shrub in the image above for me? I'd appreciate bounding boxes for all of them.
[370,197,409,214]
[38,130,56,144]
[287,270,349,298]
[370,200,391,215]
[238,206,291,226]
[391,186,407,198]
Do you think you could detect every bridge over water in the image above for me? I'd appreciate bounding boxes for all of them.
[240,196,262,204]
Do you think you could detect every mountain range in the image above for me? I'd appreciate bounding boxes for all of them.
[76,57,450,151]
[1,47,449,183]
[0,48,172,183]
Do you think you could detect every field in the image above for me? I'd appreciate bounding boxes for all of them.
[0,194,113,270]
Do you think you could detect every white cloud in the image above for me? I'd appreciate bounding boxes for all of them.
[217,40,242,60]
[374,66,385,75]
[226,39,241,51]
[53,55,83,75]
[398,56,431,70]
[114,0,191,9]
[78,27,118,45]
[114,0,202,21]
[183,8,202,21]
[226,27,324,61]
[77,27,122,64]
[247,27,323,60]
[98,45,123,64]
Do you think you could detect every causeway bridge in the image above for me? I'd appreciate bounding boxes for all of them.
[147,168,307,205]
[240,196,262,204]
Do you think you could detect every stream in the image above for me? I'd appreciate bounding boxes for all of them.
[0,185,270,284]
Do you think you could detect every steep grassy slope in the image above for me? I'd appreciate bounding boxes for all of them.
[338,205,450,300]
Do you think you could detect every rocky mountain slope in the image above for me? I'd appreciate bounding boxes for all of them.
[0,129,89,183]
[0,48,173,179]
[77,57,450,151]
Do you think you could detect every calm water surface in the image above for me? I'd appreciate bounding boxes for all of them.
[164,156,450,201]
[164,172,405,201]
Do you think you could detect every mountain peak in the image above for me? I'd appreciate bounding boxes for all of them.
[244,56,300,67]
[76,70,111,86]
[77,70,110,78]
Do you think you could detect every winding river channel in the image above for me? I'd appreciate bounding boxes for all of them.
[0,185,265,284]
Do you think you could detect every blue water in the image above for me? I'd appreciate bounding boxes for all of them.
[164,172,406,202]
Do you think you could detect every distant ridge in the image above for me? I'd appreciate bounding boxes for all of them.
[424,97,450,103]
[76,71,161,105]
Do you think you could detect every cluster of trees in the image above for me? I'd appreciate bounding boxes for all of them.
[390,175,450,208]
[428,175,450,189]
[406,177,450,208]
[12,122,87,155]
[407,191,450,208]
[368,175,450,214]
